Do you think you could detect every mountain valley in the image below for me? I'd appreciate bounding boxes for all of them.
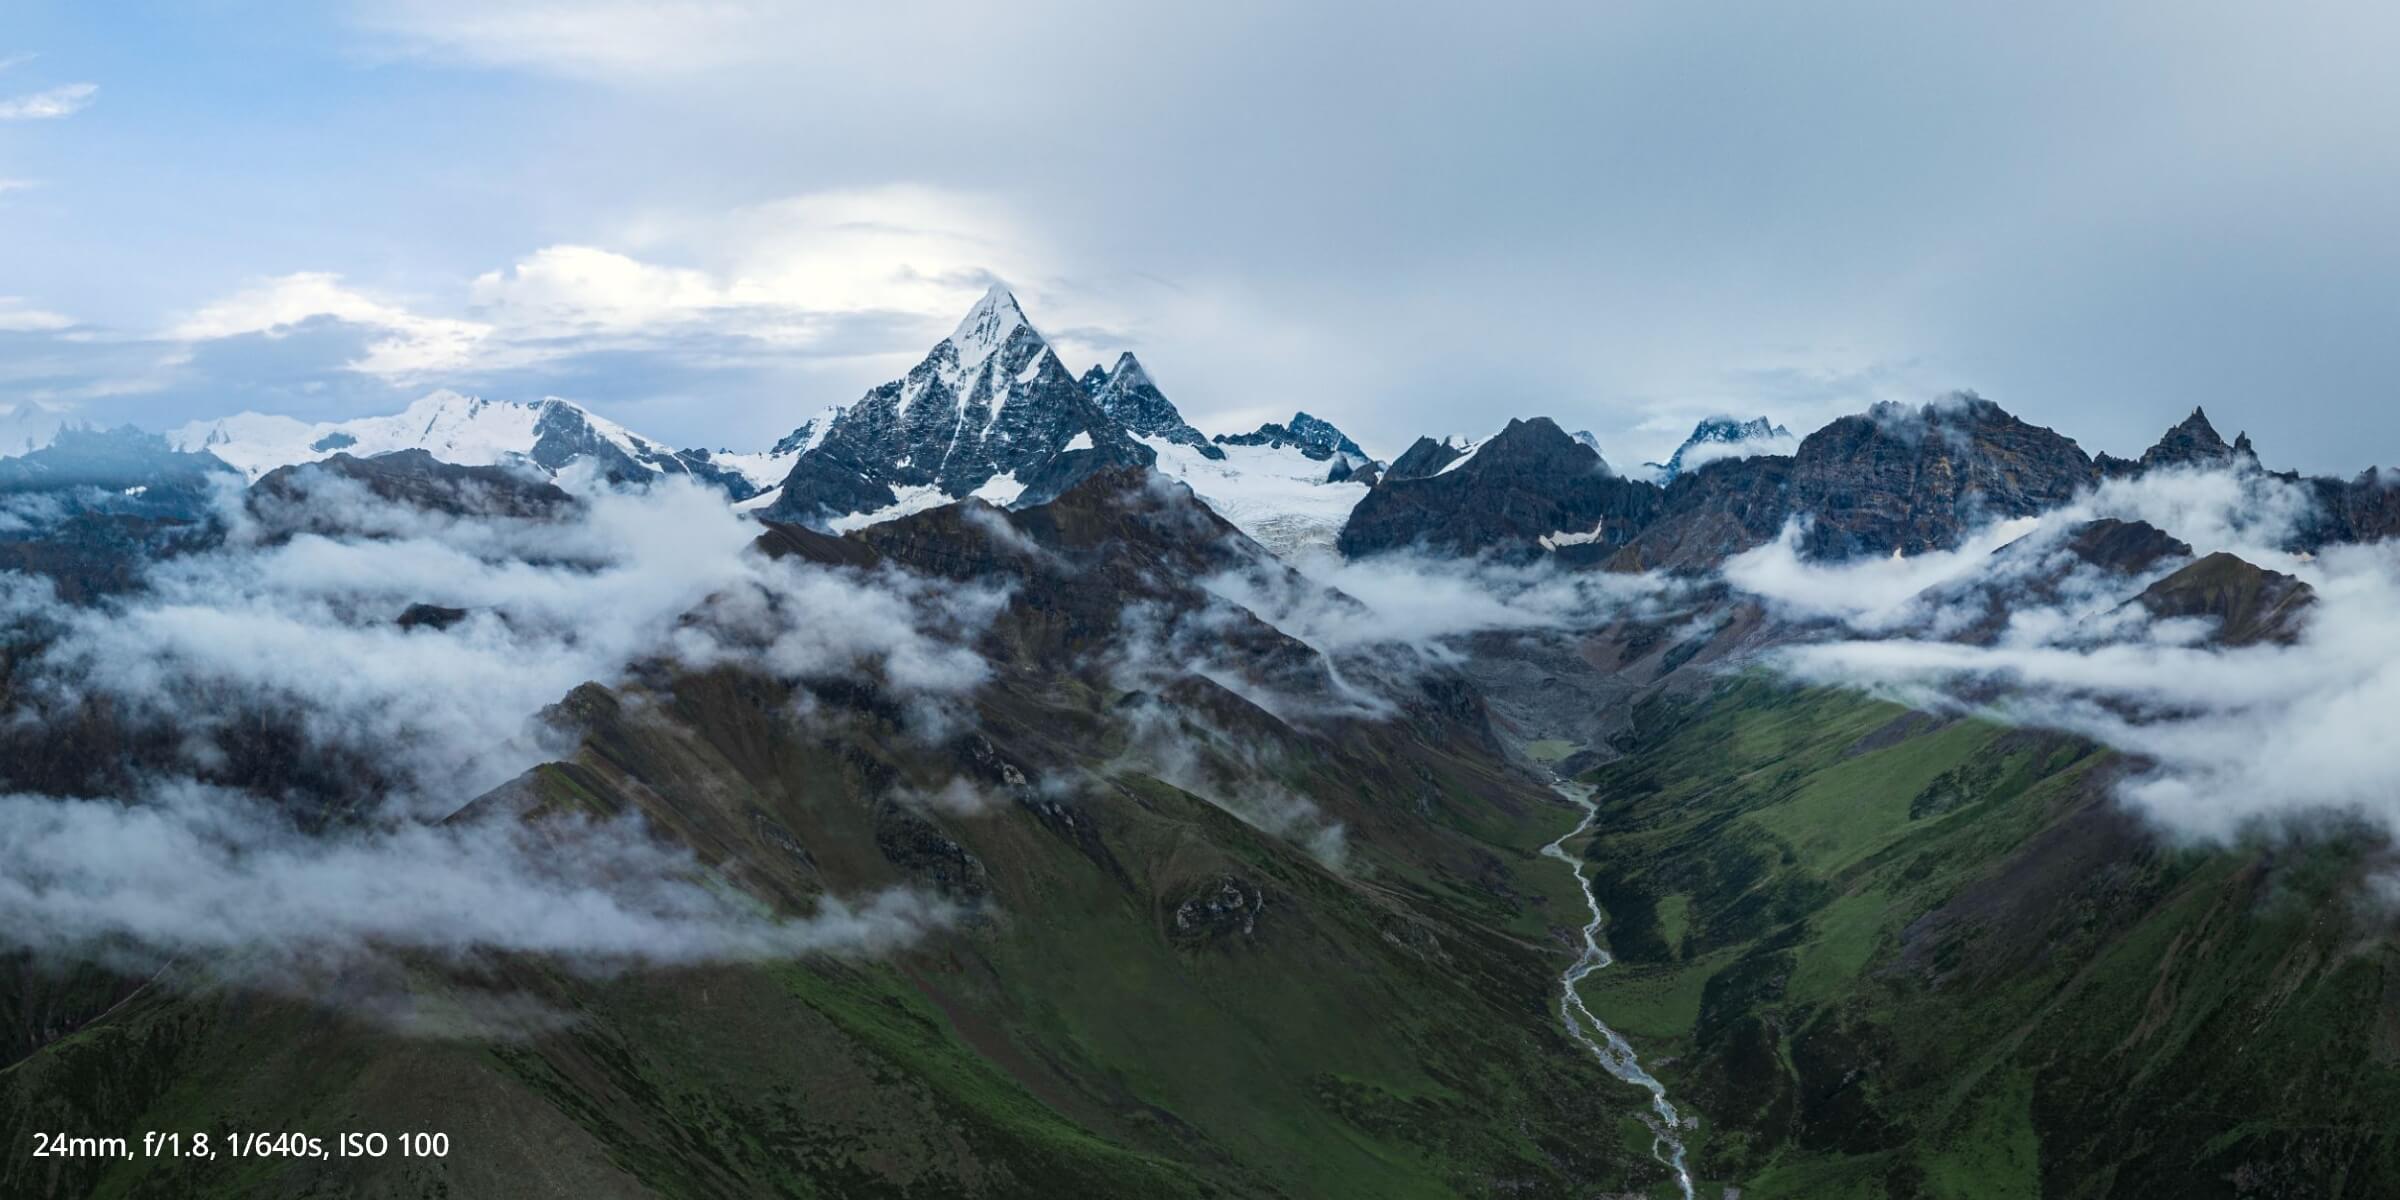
[3,289,2398,1198]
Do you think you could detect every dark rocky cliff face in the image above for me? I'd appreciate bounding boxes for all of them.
[1337,418,1664,560]
[1603,456,1795,573]
[2300,467,2400,547]
[1782,394,2097,559]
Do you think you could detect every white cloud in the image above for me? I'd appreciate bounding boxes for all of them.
[1721,516,2042,632]
[469,244,737,333]
[15,470,1005,810]
[0,471,1009,1016]
[356,0,794,76]
[469,185,1075,344]
[0,782,953,981]
[1209,546,1681,663]
[149,185,1084,400]
[0,81,96,119]
[0,296,74,332]
[169,271,493,377]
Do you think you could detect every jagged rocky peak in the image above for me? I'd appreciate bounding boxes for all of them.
[1213,411,1374,464]
[2107,406,2264,476]
[760,284,1153,527]
[1646,414,1797,481]
[1086,351,1221,459]
[2152,406,2230,458]
[1381,431,1482,482]
[1340,417,1662,561]
[1787,392,2097,558]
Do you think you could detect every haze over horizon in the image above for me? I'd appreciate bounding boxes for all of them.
[5,2,2397,471]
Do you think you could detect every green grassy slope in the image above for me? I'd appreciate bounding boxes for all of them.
[1571,677,2400,1198]
[1,659,1665,1199]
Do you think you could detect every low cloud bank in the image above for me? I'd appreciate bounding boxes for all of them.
[0,783,951,976]
[1206,546,1680,665]
[0,473,999,1013]
[1727,465,2400,843]
[9,472,1001,811]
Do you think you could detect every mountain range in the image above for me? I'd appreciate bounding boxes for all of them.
[6,286,2400,1198]
[118,288,2397,576]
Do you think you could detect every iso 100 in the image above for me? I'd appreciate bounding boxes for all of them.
[339,1132,449,1159]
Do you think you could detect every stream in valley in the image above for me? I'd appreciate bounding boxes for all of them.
[1541,781,1697,1200]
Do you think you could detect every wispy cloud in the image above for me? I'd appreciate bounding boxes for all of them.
[0,297,74,332]
[0,81,97,120]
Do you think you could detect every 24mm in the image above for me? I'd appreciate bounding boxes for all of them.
[31,1133,128,1158]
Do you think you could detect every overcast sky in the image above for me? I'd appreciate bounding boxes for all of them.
[3,2,2396,470]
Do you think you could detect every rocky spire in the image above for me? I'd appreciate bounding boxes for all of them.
[2137,406,2239,471]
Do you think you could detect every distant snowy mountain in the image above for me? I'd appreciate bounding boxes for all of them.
[0,402,76,459]
[171,392,757,498]
[1567,430,1619,476]
[1639,415,1796,482]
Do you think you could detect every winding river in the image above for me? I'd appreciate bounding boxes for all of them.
[1542,782,1696,1200]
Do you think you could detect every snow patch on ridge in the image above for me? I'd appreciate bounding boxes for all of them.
[828,484,955,533]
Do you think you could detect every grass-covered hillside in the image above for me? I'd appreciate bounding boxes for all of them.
[1571,677,2400,1198]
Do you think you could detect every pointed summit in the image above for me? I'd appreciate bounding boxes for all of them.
[1106,351,1154,391]
[949,284,1035,372]
[2138,406,2239,471]
[1088,351,1218,459]
[761,286,1154,525]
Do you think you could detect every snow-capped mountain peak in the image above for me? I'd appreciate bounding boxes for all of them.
[949,284,1035,375]
[760,286,1150,525]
